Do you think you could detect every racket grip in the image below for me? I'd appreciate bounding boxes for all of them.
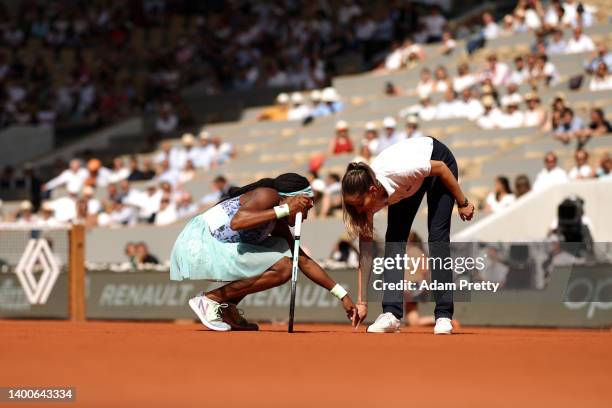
[294,211,303,236]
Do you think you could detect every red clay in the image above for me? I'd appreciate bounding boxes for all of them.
[1,320,610,408]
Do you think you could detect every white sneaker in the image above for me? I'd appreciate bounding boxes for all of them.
[434,317,453,335]
[188,294,231,331]
[367,312,401,333]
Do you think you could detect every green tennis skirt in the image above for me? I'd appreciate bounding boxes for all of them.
[170,213,291,282]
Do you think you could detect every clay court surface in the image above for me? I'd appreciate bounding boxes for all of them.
[1,320,611,407]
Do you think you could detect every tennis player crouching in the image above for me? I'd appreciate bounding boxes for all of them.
[170,173,356,331]
[341,136,475,334]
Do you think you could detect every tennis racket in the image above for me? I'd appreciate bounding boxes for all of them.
[288,211,303,333]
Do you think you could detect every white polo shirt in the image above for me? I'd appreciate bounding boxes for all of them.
[370,137,433,210]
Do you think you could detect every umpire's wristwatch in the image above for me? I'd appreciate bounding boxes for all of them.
[457,198,469,208]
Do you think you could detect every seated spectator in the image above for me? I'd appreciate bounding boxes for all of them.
[153,141,175,166]
[382,41,404,71]
[37,201,61,227]
[137,182,162,223]
[500,15,515,37]
[432,65,450,94]
[435,89,461,120]
[456,88,484,120]
[319,173,342,217]
[585,43,612,74]
[401,116,424,139]
[565,26,595,54]
[135,242,159,265]
[42,159,88,195]
[85,158,113,188]
[523,93,547,128]
[572,2,595,28]
[585,108,612,138]
[287,92,310,121]
[257,93,289,121]
[108,157,130,184]
[481,53,510,87]
[547,29,567,55]
[421,6,447,43]
[156,159,180,186]
[509,56,529,85]
[453,63,477,92]
[514,174,532,198]
[328,234,359,268]
[440,31,456,55]
[482,11,500,40]
[596,153,612,179]
[476,96,502,129]
[127,156,152,181]
[155,103,179,139]
[82,185,101,215]
[352,144,373,165]
[178,160,196,184]
[320,87,343,115]
[498,95,524,129]
[193,131,217,170]
[50,191,78,223]
[589,62,612,91]
[533,152,569,191]
[154,195,177,226]
[361,122,379,156]
[485,176,516,213]
[377,116,400,152]
[124,242,137,267]
[172,133,199,171]
[554,108,583,145]
[176,192,198,219]
[329,120,354,155]
[543,0,564,28]
[530,54,559,86]
[16,200,38,225]
[200,175,233,207]
[415,68,434,99]
[568,148,594,180]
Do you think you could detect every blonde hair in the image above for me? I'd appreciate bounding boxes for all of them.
[341,162,379,238]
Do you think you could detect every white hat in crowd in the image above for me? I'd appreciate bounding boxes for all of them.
[502,93,522,107]
[321,87,339,102]
[41,201,54,212]
[291,92,304,104]
[20,200,32,211]
[276,93,290,104]
[182,133,195,145]
[365,121,377,131]
[383,116,397,128]
[310,89,322,101]
[406,115,419,125]
[199,130,210,140]
[335,120,349,130]
[311,179,326,193]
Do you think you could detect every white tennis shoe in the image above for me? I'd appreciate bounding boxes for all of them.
[367,312,401,333]
[434,317,453,335]
[189,294,231,331]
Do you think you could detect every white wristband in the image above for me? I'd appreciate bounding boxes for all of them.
[273,203,290,219]
[330,284,348,300]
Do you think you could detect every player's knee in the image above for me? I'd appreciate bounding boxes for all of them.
[275,257,292,283]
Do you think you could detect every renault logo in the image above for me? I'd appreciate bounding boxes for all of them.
[14,239,60,304]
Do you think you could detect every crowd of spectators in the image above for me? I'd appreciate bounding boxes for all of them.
[0,128,236,228]
[0,0,450,131]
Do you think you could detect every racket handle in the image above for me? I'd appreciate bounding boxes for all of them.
[294,211,303,236]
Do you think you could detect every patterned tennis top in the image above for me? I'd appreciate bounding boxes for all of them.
[205,196,276,244]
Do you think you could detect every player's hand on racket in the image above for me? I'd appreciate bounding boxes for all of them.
[287,196,313,217]
[341,295,356,323]
[459,202,475,221]
[354,302,368,329]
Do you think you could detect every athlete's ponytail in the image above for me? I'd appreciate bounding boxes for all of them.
[341,162,379,238]
[227,173,311,199]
